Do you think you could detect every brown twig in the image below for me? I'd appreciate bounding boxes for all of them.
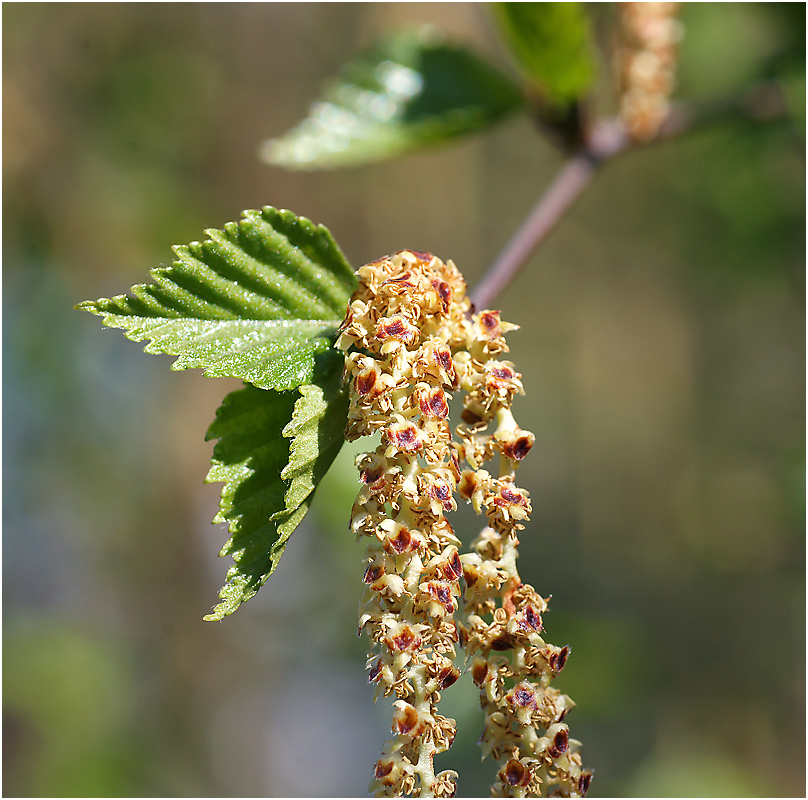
[469,82,789,311]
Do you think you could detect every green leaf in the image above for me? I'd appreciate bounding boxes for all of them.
[491,2,596,106]
[204,351,349,620]
[77,206,357,390]
[260,26,526,170]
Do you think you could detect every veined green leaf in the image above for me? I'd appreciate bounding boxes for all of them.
[77,206,357,390]
[492,2,596,106]
[260,26,526,170]
[204,351,349,620]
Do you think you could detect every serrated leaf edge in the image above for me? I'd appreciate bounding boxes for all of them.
[203,372,348,621]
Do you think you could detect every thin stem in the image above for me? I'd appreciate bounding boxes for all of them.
[469,81,788,310]
[468,139,611,311]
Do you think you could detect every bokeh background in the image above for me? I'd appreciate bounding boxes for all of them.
[3,3,805,797]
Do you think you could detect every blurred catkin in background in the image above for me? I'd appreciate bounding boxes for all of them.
[3,3,805,796]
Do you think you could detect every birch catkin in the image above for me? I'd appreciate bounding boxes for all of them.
[338,250,590,797]
[618,2,682,141]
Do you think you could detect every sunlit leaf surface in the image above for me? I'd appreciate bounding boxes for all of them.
[78,206,357,390]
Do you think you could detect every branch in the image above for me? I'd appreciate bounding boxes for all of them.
[469,81,789,310]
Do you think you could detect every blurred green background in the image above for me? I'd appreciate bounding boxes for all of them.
[3,3,804,797]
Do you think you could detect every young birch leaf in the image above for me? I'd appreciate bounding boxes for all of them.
[492,3,596,106]
[260,27,526,170]
[204,351,349,620]
[77,206,357,390]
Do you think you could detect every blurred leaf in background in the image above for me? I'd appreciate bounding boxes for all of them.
[260,26,525,169]
[4,622,144,796]
[490,2,595,107]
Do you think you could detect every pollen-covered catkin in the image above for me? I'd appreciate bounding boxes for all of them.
[618,2,682,141]
[338,251,468,797]
[339,250,589,797]
[452,310,592,797]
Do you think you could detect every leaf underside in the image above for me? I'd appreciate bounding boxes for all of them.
[203,351,350,620]
[260,26,526,170]
[77,206,357,390]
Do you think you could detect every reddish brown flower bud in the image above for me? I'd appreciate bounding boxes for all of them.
[431,278,452,311]
[498,431,535,462]
[544,644,570,674]
[492,483,530,517]
[506,681,538,710]
[355,369,377,396]
[471,658,489,687]
[374,759,394,780]
[372,750,414,790]
[490,632,516,651]
[427,479,455,514]
[489,364,515,381]
[500,486,526,505]
[449,449,461,481]
[375,314,419,346]
[348,354,396,403]
[434,347,456,384]
[578,770,593,796]
[414,341,458,388]
[402,249,434,265]
[360,463,384,486]
[441,549,463,582]
[477,310,503,340]
[456,623,468,648]
[546,726,569,759]
[384,525,412,554]
[517,603,543,633]
[457,470,480,500]
[384,624,422,653]
[385,418,422,453]
[392,701,423,737]
[363,564,384,584]
[417,385,450,419]
[483,361,523,403]
[421,581,456,614]
[436,665,460,689]
[500,758,532,787]
[462,561,481,590]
